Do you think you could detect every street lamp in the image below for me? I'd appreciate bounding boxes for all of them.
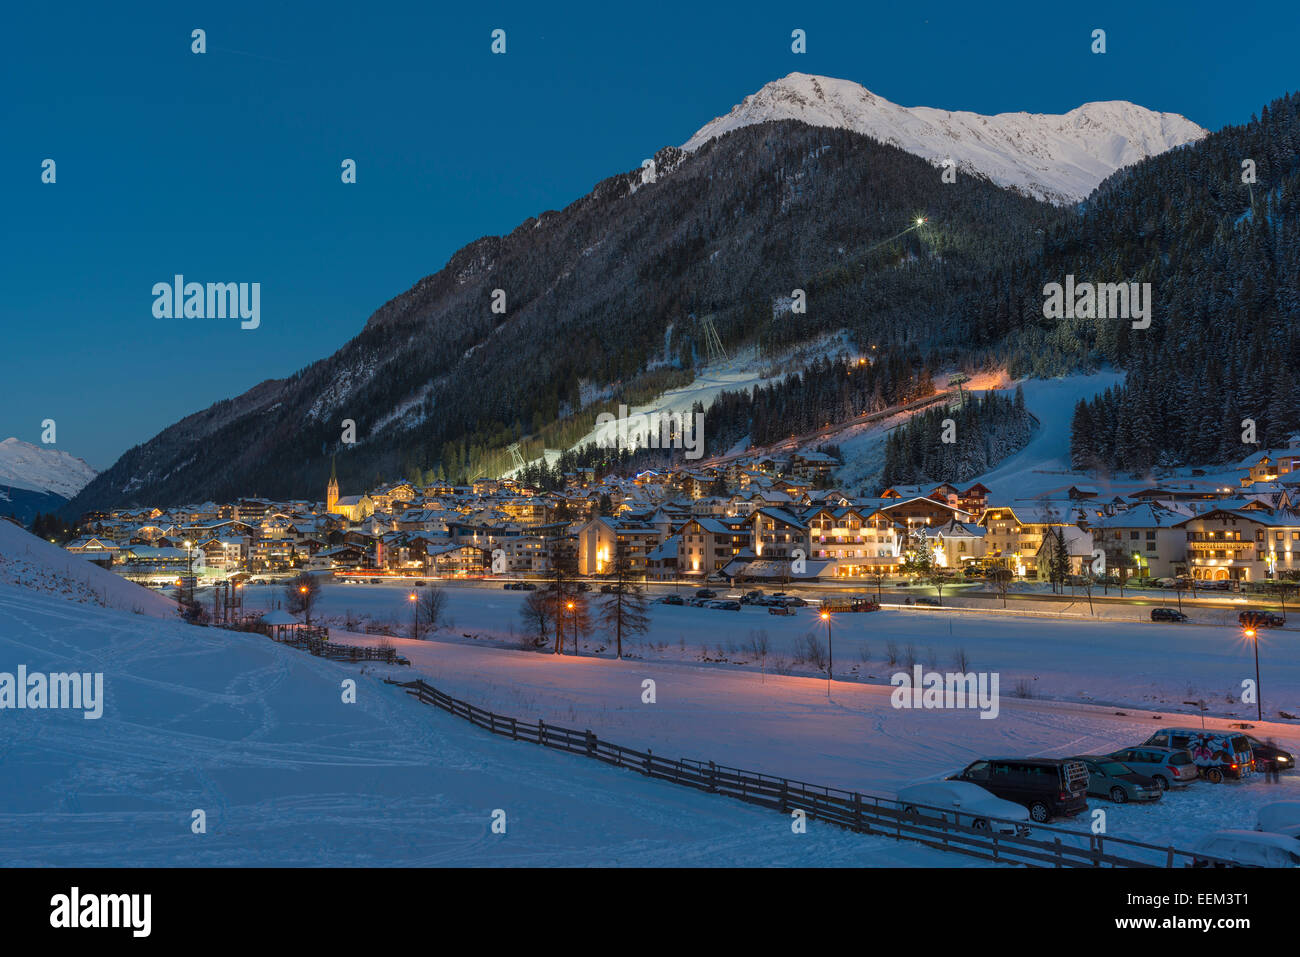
[409,591,418,638]
[1244,625,1262,721]
[566,600,577,657]
[820,609,833,697]
[183,540,194,604]
[299,584,310,626]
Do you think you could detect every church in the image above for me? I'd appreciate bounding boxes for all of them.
[325,459,374,523]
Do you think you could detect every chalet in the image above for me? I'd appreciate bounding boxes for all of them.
[921,519,988,569]
[645,536,679,581]
[575,516,661,577]
[1090,503,1187,579]
[880,495,972,529]
[1032,526,1096,579]
[1176,507,1300,582]
[788,450,840,482]
[677,516,750,577]
[979,503,1084,574]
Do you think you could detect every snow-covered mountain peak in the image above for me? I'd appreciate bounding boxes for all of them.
[682,72,1206,204]
[0,437,99,499]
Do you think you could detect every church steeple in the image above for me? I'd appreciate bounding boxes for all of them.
[326,455,339,513]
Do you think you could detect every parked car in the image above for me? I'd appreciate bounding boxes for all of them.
[739,590,765,604]
[1141,729,1254,782]
[896,781,1031,835]
[781,597,809,607]
[655,594,684,605]
[915,597,941,606]
[1107,745,1199,789]
[1255,801,1300,835]
[368,578,382,584]
[767,604,796,616]
[1244,735,1294,773]
[1151,608,1188,622]
[695,588,717,599]
[707,600,741,611]
[1191,830,1300,867]
[1239,609,1285,628]
[1069,756,1163,804]
[947,758,1088,823]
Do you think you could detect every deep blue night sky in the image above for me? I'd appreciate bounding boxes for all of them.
[3,0,1295,468]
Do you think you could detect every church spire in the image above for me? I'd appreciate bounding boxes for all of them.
[327,455,340,513]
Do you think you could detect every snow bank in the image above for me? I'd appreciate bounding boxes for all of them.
[0,519,175,618]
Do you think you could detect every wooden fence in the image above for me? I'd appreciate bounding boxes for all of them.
[237,619,409,664]
[390,676,1243,869]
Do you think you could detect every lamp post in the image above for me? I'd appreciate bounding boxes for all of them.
[299,584,310,626]
[1245,625,1262,721]
[409,591,418,639]
[183,540,194,605]
[820,609,833,697]
[566,600,576,657]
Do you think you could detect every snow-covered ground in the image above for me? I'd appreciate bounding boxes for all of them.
[0,529,963,866]
[0,519,174,617]
[226,580,1300,852]
[274,580,1295,721]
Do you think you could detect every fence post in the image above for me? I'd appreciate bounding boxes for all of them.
[708,760,717,792]
[779,779,789,812]
[645,748,652,776]
[511,716,518,741]
[490,712,496,735]
[1166,846,1175,868]
[853,792,864,832]
[538,718,545,746]
[585,730,596,755]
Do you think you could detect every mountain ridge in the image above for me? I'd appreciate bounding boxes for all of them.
[684,73,1206,204]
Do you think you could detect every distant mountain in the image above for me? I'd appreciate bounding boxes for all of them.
[0,438,97,499]
[684,73,1206,205]
[64,78,1230,513]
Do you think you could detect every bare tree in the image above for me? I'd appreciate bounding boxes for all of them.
[519,590,555,648]
[989,567,1013,609]
[285,572,321,623]
[414,585,449,638]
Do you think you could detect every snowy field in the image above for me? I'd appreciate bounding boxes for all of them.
[253,580,1300,721]
[0,577,967,867]
[231,579,1300,852]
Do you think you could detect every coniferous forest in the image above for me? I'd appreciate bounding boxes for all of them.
[881,388,1035,487]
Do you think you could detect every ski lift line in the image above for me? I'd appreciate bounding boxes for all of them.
[859,218,927,262]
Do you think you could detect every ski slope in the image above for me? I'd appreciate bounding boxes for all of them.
[967,372,1127,501]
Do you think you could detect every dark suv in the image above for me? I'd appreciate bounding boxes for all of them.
[1151,608,1187,622]
[948,758,1089,823]
[1239,610,1285,628]
[1244,735,1294,773]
